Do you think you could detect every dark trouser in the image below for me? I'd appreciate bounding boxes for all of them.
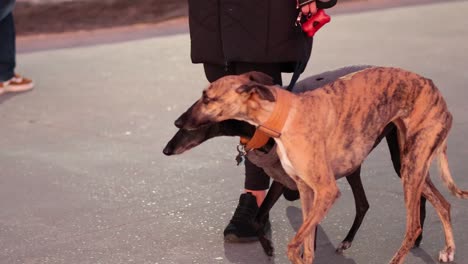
[0,0,16,82]
[203,62,283,191]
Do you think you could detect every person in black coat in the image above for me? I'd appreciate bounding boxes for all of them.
[187,0,337,242]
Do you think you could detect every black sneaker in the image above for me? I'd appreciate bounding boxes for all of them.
[283,188,300,201]
[224,192,271,242]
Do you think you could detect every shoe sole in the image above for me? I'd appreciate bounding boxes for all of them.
[224,233,259,243]
[224,222,272,243]
[4,83,34,93]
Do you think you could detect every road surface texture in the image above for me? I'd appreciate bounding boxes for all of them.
[1,1,468,263]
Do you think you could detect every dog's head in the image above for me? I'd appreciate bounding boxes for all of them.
[163,120,255,156]
[175,71,277,130]
[162,124,219,156]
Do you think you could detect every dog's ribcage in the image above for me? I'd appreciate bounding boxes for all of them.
[246,66,374,189]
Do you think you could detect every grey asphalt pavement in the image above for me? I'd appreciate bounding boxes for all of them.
[2,1,468,264]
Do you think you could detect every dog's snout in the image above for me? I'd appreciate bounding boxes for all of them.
[162,144,174,156]
[174,118,184,129]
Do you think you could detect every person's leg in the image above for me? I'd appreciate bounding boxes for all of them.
[0,0,16,21]
[244,165,269,206]
[204,63,264,241]
[0,12,33,94]
[0,13,15,82]
[235,62,282,205]
[203,62,285,242]
[221,62,283,242]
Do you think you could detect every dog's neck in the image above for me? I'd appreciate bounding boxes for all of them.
[239,86,293,152]
[255,87,294,138]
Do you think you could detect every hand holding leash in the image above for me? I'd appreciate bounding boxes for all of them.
[297,0,317,16]
[295,0,331,37]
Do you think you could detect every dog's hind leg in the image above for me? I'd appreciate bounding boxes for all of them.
[336,166,369,253]
[389,150,426,264]
[385,126,427,247]
[415,196,427,247]
[389,124,448,263]
[421,176,454,262]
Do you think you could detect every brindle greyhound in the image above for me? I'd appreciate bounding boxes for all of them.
[163,67,428,255]
[174,67,468,263]
[164,121,409,256]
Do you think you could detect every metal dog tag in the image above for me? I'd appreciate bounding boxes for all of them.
[235,145,247,166]
[235,153,245,166]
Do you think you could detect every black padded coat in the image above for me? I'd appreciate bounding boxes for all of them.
[188,0,337,72]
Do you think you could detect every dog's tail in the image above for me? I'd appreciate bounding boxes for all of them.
[437,139,468,199]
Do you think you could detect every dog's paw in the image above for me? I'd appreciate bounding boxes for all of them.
[335,241,352,254]
[438,247,455,263]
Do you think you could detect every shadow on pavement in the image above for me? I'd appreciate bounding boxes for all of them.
[0,90,33,105]
[287,203,438,264]
[222,205,439,263]
[287,206,358,264]
[221,205,358,264]
[410,248,437,264]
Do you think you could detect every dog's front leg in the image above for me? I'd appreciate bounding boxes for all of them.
[295,179,315,262]
[287,174,340,264]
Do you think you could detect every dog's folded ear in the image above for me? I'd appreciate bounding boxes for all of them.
[242,71,275,85]
[236,83,276,102]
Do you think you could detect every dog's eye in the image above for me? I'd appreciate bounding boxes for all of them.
[202,91,217,104]
[202,91,212,104]
[203,96,211,104]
